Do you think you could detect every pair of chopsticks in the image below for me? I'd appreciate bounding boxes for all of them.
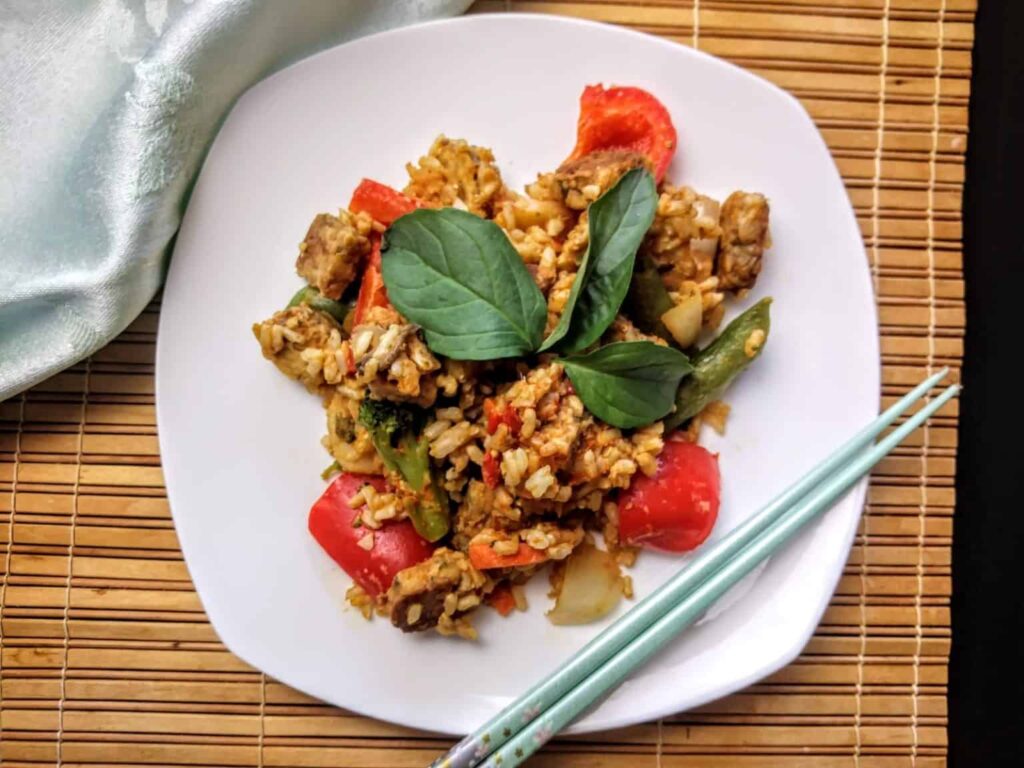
[432,370,958,768]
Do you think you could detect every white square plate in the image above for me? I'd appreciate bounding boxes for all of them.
[157,14,879,735]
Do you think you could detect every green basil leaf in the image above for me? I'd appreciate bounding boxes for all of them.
[561,341,693,429]
[541,168,658,354]
[381,208,547,360]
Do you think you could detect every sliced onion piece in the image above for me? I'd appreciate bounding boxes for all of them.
[692,197,721,228]
[689,236,719,261]
[688,236,719,280]
[547,542,624,626]
[660,288,703,348]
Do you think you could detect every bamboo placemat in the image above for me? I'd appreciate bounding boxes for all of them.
[1,1,971,765]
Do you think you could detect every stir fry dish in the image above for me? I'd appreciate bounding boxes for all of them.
[252,85,772,639]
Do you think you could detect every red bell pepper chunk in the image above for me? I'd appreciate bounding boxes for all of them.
[482,452,501,489]
[308,473,433,597]
[617,440,720,553]
[484,399,522,436]
[349,180,423,325]
[352,238,391,326]
[565,84,678,183]
[349,178,422,226]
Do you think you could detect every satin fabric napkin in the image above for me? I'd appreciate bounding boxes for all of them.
[0,0,471,401]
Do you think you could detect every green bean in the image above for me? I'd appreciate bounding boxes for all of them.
[665,298,771,430]
[625,253,676,345]
[286,286,352,324]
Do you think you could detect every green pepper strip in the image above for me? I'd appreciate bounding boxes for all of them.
[287,286,352,324]
[624,253,676,345]
[666,298,771,430]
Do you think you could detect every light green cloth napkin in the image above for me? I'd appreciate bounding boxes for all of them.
[0,0,471,401]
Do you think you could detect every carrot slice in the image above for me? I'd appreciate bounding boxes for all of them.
[487,584,518,616]
[469,542,548,570]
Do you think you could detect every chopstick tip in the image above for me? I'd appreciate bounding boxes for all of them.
[934,382,961,404]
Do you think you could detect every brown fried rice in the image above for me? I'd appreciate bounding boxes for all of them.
[253,128,769,639]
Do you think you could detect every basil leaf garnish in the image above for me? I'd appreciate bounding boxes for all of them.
[561,341,693,429]
[382,208,547,360]
[540,168,658,354]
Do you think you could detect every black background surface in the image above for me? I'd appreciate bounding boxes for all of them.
[950,0,1024,762]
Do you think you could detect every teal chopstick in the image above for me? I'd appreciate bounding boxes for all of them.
[479,382,959,768]
[432,368,948,768]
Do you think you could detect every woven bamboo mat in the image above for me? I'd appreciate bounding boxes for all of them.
[1,1,972,766]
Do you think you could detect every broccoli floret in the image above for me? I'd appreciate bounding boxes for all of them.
[358,398,423,481]
[359,397,417,444]
[358,397,450,542]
